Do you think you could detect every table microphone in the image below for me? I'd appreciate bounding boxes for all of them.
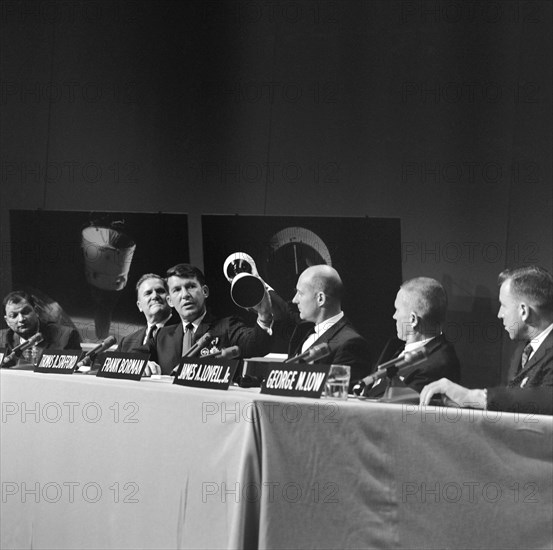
[171,332,215,375]
[200,346,240,359]
[352,347,429,395]
[77,335,117,367]
[182,331,213,358]
[1,332,44,366]
[283,342,331,364]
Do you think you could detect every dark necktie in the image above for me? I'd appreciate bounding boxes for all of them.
[508,342,535,388]
[143,325,157,346]
[182,323,194,356]
[521,343,533,370]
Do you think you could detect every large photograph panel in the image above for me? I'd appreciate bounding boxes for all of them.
[8,210,189,342]
[202,215,402,356]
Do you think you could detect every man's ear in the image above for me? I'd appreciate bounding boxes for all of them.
[202,285,209,298]
[409,312,419,328]
[316,291,326,306]
[519,302,530,322]
[166,294,174,308]
[136,300,143,313]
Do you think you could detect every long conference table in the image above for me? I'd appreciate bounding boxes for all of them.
[1,369,552,549]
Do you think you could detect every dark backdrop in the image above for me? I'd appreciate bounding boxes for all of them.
[1,0,551,386]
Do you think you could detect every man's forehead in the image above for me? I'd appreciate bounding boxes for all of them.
[297,272,313,288]
[396,288,410,303]
[139,278,165,292]
[5,300,33,312]
[499,279,514,299]
[168,275,200,287]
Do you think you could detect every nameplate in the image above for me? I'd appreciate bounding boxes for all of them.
[0,348,5,366]
[173,358,239,390]
[35,350,81,374]
[96,352,149,380]
[261,363,331,398]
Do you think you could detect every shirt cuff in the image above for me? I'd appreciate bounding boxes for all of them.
[257,315,274,335]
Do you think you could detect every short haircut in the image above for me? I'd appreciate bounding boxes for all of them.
[3,290,36,311]
[320,273,343,301]
[306,265,343,302]
[166,263,206,286]
[135,273,166,296]
[498,266,553,312]
[401,277,448,329]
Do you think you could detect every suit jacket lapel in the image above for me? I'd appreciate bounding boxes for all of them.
[376,338,404,367]
[508,343,525,381]
[194,313,215,344]
[312,317,348,347]
[7,330,18,350]
[136,327,147,347]
[518,330,553,375]
[289,323,315,356]
[170,323,184,358]
[423,334,445,355]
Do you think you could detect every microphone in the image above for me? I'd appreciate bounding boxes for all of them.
[182,331,213,358]
[78,335,117,366]
[171,332,216,375]
[283,343,331,364]
[200,345,240,359]
[2,332,44,366]
[352,347,429,394]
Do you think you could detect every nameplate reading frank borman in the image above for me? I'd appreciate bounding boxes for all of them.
[35,350,81,374]
[261,364,330,398]
[96,352,149,381]
[173,358,239,390]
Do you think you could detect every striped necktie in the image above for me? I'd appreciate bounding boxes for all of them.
[521,343,533,370]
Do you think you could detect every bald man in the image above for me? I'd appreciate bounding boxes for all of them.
[362,277,460,397]
[287,265,372,384]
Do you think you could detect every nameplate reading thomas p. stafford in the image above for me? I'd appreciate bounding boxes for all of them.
[35,350,81,374]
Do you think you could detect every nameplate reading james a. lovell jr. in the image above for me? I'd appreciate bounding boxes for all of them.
[261,363,331,398]
[173,358,240,390]
[96,352,149,381]
[35,350,81,374]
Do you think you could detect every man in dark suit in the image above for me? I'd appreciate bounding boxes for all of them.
[499,266,553,388]
[118,273,174,353]
[148,263,274,375]
[360,277,460,397]
[486,386,553,414]
[1,290,81,367]
[287,265,371,385]
[420,265,553,410]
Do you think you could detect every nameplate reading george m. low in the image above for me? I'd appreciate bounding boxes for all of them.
[261,363,330,398]
[96,352,149,380]
[35,350,81,374]
[173,358,239,390]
